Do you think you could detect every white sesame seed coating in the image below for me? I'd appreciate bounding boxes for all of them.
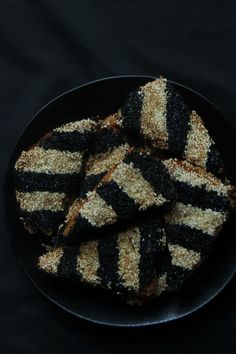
[80,191,117,227]
[165,202,227,236]
[141,78,168,150]
[15,147,83,174]
[163,158,230,196]
[77,240,101,284]
[16,191,66,212]
[117,227,140,291]
[54,119,97,133]
[168,244,201,270]
[184,111,211,168]
[86,144,129,176]
[38,247,64,274]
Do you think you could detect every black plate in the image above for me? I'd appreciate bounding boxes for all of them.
[4,76,236,327]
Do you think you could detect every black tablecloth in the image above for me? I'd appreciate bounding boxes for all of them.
[1,1,235,353]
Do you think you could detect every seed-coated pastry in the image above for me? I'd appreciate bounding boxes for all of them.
[58,150,176,242]
[79,117,130,198]
[14,119,97,235]
[39,219,165,298]
[160,159,234,291]
[117,78,223,175]
[15,78,236,305]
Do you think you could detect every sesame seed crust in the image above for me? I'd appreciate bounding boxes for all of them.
[38,247,64,275]
[54,119,97,133]
[86,144,129,176]
[163,159,229,195]
[141,78,168,149]
[117,227,141,292]
[80,191,117,228]
[77,240,101,285]
[168,243,201,270]
[165,202,227,236]
[15,147,83,175]
[16,191,66,212]
[184,111,211,169]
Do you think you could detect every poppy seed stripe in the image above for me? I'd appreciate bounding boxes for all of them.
[88,127,126,155]
[206,143,224,175]
[78,172,106,198]
[96,181,139,219]
[20,210,65,235]
[40,130,94,152]
[120,89,144,136]
[174,180,230,212]
[165,265,190,291]
[166,82,191,158]
[15,170,82,193]
[97,234,120,289]
[57,247,78,279]
[139,221,165,289]
[71,214,98,235]
[164,223,214,255]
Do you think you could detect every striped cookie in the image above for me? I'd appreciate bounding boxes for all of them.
[58,150,176,242]
[39,218,165,297]
[160,159,234,291]
[117,78,223,174]
[14,118,97,235]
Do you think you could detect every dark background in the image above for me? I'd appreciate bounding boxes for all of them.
[0,0,235,353]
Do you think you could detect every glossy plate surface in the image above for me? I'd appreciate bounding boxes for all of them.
[4,76,236,327]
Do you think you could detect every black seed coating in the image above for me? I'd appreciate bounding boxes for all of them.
[166,82,191,157]
[206,143,224,175]
[157,247,172,274]
[124,151,176,200]
[165,224,213,256]
[139,220,164,289]
[21,210,65,234]
[78,172,106,198]
[15,171,82,194]
[72,215,98,235]
[165,265,190,290]
[120,89,144,136]
[57,248,78,279]
[97,234,120,289]
[175,180,229,211]
[40,131,93,152]
[89,128,126,155]
[96,181,139,219]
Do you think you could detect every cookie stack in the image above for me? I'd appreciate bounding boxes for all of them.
[14,77,235,304]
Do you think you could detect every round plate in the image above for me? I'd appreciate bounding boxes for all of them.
[4,76,236,327]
